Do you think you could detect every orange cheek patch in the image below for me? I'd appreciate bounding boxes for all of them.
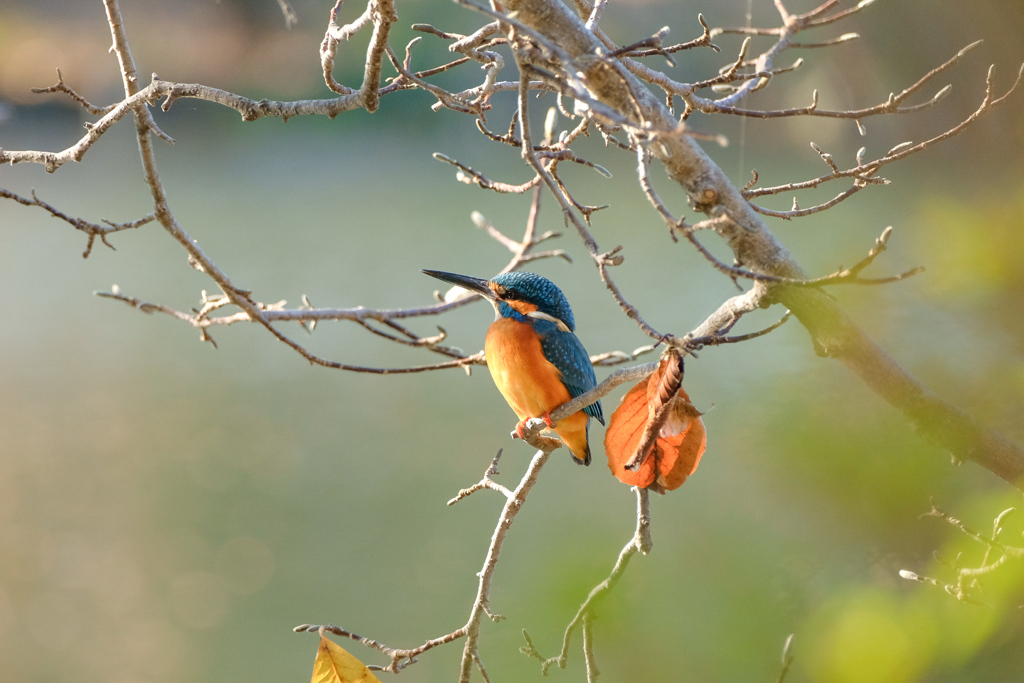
[507,300,538,315]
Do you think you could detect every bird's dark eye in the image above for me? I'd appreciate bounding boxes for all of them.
[503,290,518,300]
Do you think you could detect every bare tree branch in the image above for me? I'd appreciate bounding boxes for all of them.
[522,487,652,674]
[30,68,116,115]
[5,2,1024,680]
[296,444,559,679]
[0,188,155,257]
[900,505,1023,605]
[501,0,1024,490]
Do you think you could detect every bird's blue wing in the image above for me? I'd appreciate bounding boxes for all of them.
[537,323,605,425]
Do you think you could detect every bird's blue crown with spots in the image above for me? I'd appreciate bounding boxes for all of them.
[491,272,576,331]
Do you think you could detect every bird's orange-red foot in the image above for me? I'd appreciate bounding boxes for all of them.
[516,412,557,439]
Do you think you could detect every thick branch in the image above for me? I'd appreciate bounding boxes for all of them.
[501,0,1024,489]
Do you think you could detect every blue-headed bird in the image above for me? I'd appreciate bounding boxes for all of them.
[423,270,604,465]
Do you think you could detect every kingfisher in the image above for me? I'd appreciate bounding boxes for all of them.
[423,270,604,465]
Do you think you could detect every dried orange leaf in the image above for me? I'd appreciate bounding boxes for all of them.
[604,353,706,493]
[312,634,382,683]
[604,376,654,487]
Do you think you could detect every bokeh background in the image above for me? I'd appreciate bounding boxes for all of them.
[2,1,1024,681]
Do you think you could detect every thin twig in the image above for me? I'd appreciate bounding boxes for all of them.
[525,488,652,674]
[296,446,557,678]
[458,448,554,682]
[0,189,155,257]
[30,68,116,115]
[900,505,1022,605]
[448,450,513,504]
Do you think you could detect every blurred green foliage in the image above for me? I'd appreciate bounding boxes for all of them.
[1,1,1023,682]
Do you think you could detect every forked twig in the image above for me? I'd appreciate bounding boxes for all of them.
[522,488,652,675]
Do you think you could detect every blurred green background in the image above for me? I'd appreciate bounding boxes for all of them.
[2,1,1023,681]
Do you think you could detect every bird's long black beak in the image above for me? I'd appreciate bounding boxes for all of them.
[422,269,495,300]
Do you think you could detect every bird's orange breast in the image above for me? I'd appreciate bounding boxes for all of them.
[484,317,592,464]
[485,317,571,419]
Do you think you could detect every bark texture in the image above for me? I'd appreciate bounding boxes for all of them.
[503,0,1024,489]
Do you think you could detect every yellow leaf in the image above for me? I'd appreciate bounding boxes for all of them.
[311,634,382,683]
